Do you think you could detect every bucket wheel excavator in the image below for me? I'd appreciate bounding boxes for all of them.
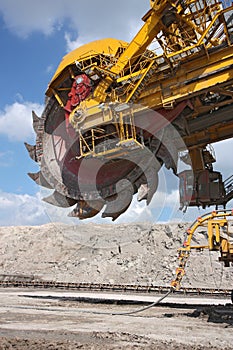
[26,0,233,220]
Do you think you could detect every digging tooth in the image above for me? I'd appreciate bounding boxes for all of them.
[102,199,131,221]
[28,171,53,189]
[137,183,149,202]
[40,158,58,189]
[32,110,41,134]
[68,200,104,219]
[24,142,37,162]
[102,180,134,221]
[137,161,161,205]
[145,166,159,205]
[43,191,77,208]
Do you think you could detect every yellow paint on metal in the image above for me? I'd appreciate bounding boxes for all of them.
[45,0,233,166]
[47,38,128,93]
[171,210,233,290]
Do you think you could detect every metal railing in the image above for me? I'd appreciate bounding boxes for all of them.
[224,175,233,195]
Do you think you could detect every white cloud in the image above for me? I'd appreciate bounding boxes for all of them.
[212,139,233,180]
[0,0,148,42]
[64,6,148,52]
[0,190,48,226]
[0,101,43,142]
[0,0,67,38]
[0,175,231,227]
[64,32,87,52]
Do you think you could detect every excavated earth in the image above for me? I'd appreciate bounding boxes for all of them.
[0,222,232,349]
[1,222,233,287]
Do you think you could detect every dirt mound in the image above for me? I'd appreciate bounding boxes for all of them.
[0,222,232,288]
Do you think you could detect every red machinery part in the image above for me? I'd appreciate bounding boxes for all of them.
[64,74,92,135]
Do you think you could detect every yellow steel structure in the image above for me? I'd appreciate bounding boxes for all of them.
[47,38,128,96]
[171,209,233,290]
[45,0,233,159]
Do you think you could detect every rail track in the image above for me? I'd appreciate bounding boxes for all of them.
[0,274,232,298]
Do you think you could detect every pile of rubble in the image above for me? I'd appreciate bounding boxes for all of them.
[0,222,232,288]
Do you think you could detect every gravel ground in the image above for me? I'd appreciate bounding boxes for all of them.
[0,336,232,350]
[0,222,233,349]
[0,288,232,349]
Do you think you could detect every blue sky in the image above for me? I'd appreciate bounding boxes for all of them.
[0,0,232,226]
